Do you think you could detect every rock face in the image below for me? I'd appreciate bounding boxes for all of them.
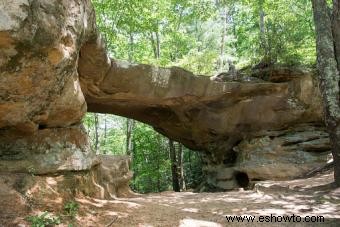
[93,155,134,199]
[0,127,95,174]
[0,0,331,196]
[0,0,107,216]
[0,0,96,131]
[0,0,99,174]
[203,123,331,191]
[235,123,331,180]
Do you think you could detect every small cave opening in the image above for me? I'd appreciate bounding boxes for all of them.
[234,171,250,189]
[38,124,47,130]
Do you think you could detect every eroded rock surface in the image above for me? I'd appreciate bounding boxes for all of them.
[0,126,96,174]
[0,0,99,174]
[0,0,97,131]
[203,123,332,190]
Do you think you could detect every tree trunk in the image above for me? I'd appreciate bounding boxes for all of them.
[94,113,99,154]
[188,149,192,174]
[219,7,227,71]
[126,119,134,155]
[155,30,161,59]
[126,32,135,156]
[128,33,134,62]
[312,0,340,186]
[150,32,157,59]
[103,115,107,145]
[169,139,180,192]
[333,0,340,71]
[177,143,186,191]
[259,0,269,62]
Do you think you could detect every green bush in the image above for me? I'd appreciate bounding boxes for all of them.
[26,212,61,227]
[64,201,79,219]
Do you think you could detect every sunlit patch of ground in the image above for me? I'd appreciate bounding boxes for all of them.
[72,171,340,227]
[1,171,340,226]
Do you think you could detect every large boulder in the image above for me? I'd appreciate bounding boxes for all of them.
[92,155,134,199]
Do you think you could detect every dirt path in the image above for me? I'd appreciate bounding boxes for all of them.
[72,172,340,227]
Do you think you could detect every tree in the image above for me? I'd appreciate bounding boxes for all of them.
[169,139,180,192]
[126,119,134,155]
[312,0,340,186]
[94,113,99,153]
[177,143,186,191]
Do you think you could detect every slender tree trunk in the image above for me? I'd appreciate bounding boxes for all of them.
[94,113,99,154]
[155,30,161,59]
[177,143,186,191]
[128,32,134,62]
[156,136,161,192]
[333,0,340,71]
[126,32,135,156]
[150,32,157,59]
[219,7,227,71]
[126,119,134,155]
[259,0,269,61]
[169,140,180,192]
[103,115,107,144]
[312,0,340,186]
[188,150,192,174]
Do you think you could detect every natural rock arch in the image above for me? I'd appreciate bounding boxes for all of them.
[0,0,331,193]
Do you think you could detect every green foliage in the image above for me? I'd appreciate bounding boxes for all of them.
[26,212,61,227]
[64,201,79,219]
[183,149,204,188]
[83,113,126,154]
[92,0,316,73]
[130,123,172,193]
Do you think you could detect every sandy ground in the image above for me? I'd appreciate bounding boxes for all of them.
[2,171,340,227]
[72,171,340,226]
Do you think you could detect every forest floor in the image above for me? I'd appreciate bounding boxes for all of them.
[2,171,340,227]
[74,171,340,227]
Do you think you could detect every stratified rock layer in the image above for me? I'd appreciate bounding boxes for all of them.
[0,127,95,174]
